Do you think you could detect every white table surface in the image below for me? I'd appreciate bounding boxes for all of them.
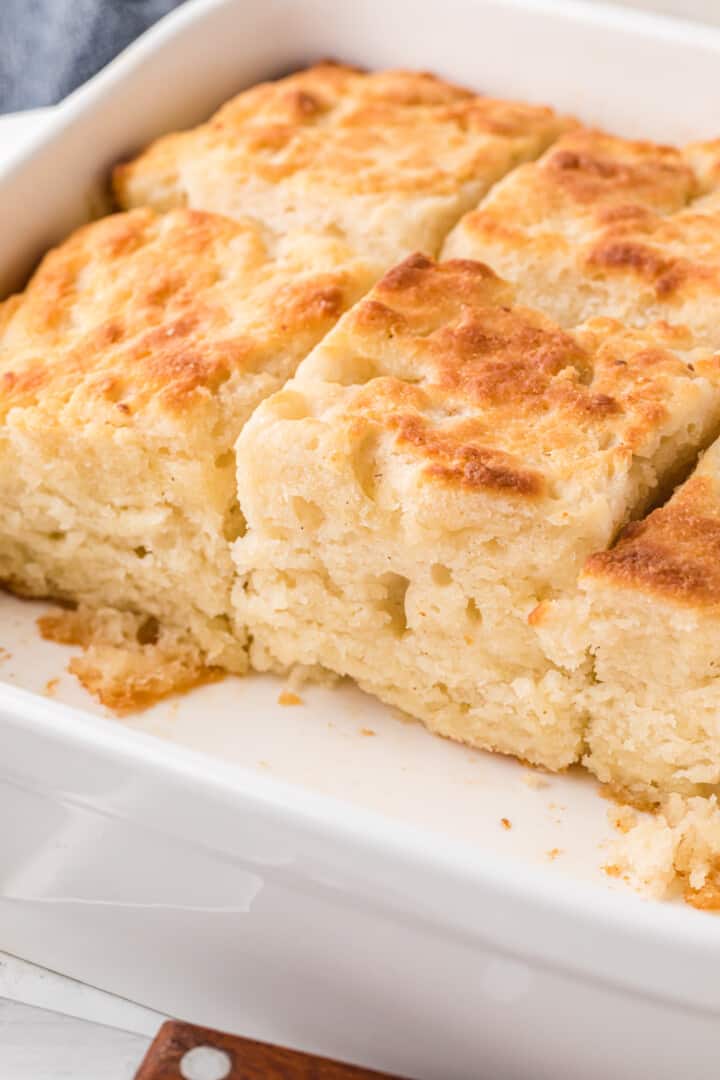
[1,3,719,1070]
[0,955,163,1078]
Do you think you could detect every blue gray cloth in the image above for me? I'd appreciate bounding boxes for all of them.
[0,0,187,111]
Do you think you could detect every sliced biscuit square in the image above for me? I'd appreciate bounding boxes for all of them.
[444,129,720,347]
[114,63,574,267]
[0,207,374,708]
[233,254,720,769]
[553,437,720,803]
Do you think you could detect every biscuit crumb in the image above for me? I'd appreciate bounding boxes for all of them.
[500,817,512,830]
[546,847,563,860]
[44,677,60,697]
[360,727,376,736]
[39,606,223,712]
[608,793,720,905]
[603,863,624,879]
[278,690,302,706]
[0,647,10,662]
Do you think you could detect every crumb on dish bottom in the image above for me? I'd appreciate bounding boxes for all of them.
[38,606,224,713]
[608,793,720,910]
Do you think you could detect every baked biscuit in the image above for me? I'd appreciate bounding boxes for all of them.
[114,63,574,267]
[0,207,374,708]
[444,129,720,346]
[549,437,720,802]
[232,254,720,769]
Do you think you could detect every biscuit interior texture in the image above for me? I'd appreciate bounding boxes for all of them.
[444,128,720,347]
[233,254,720,771]
[114,62,575,266]
[0,206,375,707]
[543,437,720,803]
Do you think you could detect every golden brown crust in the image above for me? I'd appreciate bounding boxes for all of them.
[0,207,370,424]
[305,254,720,500]
[460,128,696,232]
[67,656,221,717]
[113,62,574,212]
[540,131,695,210]
[67,652,222,714]
[584,455,720,607]
[390,411,545,496]
[585,217,720,301]
[448,129,720,332]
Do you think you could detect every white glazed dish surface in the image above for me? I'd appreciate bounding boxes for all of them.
[4,2,720,1078]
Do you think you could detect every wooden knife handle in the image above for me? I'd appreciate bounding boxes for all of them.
[134,1019,408,1079]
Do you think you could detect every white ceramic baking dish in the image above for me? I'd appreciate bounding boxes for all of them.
[3,2,720,1076]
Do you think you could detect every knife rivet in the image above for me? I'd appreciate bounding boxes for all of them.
[179,1045,232,1080]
